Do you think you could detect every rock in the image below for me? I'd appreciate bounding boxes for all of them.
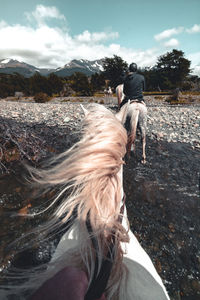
[63,117,71,123]
[156,132,164,139]
[155,258,162,273]
[168,223,175,233]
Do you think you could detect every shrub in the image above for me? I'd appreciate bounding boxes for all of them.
[94,93,104,97]
[34,92,50,103]
[154,96,164,100]
[61,99,71,103]
[188,95,195,102]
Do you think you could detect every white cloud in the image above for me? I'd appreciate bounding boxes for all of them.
[186,24,200,34]
[0,22,72,67]
[192,65,200,76]
[75,30,119,43]
[0,5,199,76]
[0,5,159,69]
[25,5,66,26]
[0,20,7,29]
[187,52,200,76]
[164,38,179,48]
[187,51,200,64]
[154,27,184,41]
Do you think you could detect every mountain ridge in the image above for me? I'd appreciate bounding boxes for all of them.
[0,58,104,77]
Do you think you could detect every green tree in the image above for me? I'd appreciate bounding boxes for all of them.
[140,67,160,91]
[102,55,128,88]
[47,73,63,95]
[90,72,105,92]
[0,74,13,97]
[29,72,50,95]
[69,72,92,96]
[155,49,191,89]
[10,73,30,95]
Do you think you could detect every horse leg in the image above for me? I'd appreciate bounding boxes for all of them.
[117,91,122,109]
[141,135,146,164]
[116,84,124,109]
[138,105,147,164]
[127,110,139,159]
[127,132,136,160]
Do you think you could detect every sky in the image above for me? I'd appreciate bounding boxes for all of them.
[0,0,200,75]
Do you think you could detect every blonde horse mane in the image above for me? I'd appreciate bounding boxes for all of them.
[10,103,129,299]
[30,104,127,226]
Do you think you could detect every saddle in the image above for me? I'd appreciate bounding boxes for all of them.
[130,99,146,106]
[120,97,145,109]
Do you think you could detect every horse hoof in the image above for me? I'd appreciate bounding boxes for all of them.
[141,159,146,164]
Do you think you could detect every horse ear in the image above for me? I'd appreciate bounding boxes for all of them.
[80,104,88,116]
[115,101,130,124]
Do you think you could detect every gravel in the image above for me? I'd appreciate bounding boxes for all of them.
[0,97,200,300]
[0,98,199,149]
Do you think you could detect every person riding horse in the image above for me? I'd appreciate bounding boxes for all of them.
[119,63,145,108]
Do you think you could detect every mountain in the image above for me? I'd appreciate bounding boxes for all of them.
[0,59,55,77]
[0,58,104,77]
[54,59,104,77]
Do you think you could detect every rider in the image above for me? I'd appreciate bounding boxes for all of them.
[119,63,145,108]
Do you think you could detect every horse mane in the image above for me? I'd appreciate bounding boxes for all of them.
[11,104,129,299]
[30,104,127,227]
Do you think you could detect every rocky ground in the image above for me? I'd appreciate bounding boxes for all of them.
[0,96,200,300]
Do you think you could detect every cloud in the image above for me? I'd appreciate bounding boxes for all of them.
[186,24,200,34]
[0,20,7,29]
[164,38,179,48]
[25,5,66,26]
[75,30,119,43]
[187,52,200,75]
[187,51,200,63]
[0,5,159,69]
[192,65,200,76]
[0,5,199,76]
[155,24,200,41]
[154,27,184,41]
[0,21,72,67]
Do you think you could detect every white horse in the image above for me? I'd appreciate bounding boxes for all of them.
[0,104,169,300]
[115,84,124,109]
[104,86,113,97]
[116,84,147,164]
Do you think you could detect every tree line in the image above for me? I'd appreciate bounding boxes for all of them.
[0,49,199,98]
[102,49,199,91]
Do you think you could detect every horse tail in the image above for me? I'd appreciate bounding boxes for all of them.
[127,109,139,156]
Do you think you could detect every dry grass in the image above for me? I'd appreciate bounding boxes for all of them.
[165,94,200,105]
[154,96,164,100]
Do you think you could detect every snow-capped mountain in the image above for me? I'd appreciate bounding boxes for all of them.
[0,59,41,77]
[0,58,104,77]
[54,59,104,76]
[0,59,55,77]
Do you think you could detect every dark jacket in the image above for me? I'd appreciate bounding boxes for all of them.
[123,72,145,100]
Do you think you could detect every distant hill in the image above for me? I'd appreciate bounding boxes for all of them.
[0,58,104,77]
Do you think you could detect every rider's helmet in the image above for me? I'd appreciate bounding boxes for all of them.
[129,63,137,72]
